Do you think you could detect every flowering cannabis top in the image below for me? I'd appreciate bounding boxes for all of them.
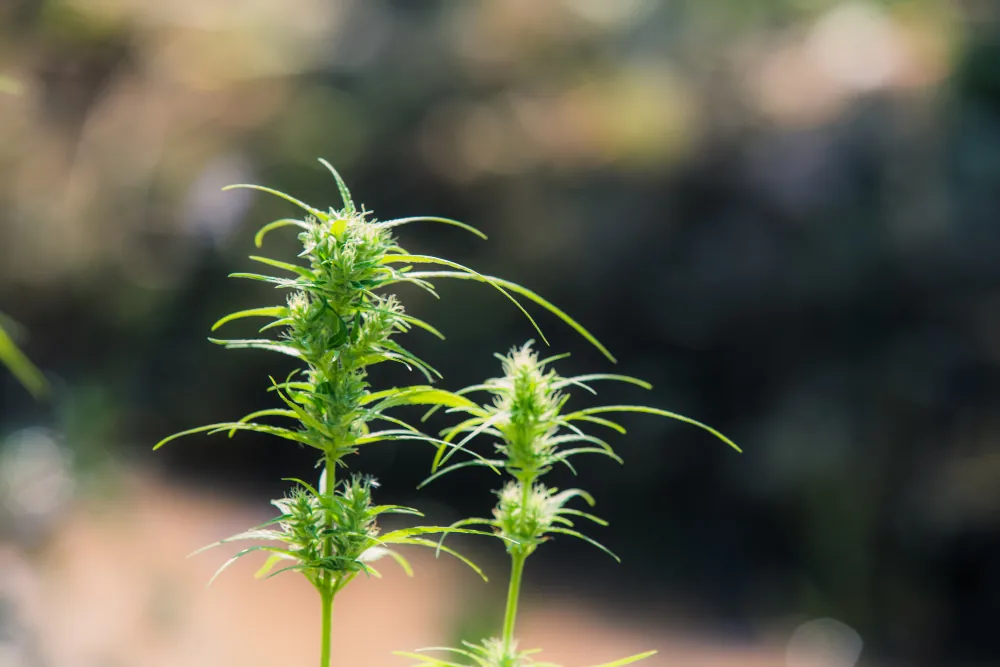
[405,342,739,667]
[154,162,615,667]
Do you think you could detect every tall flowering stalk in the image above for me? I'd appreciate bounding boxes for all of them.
[154,161,611,667]
[403,343,740,667]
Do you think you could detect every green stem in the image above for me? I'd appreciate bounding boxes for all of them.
[501,476,533,655]
[320,588,334,667]
[320,451,337,667]
[501,550,526,653]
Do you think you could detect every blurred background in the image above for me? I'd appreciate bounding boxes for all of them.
[1,1,998,666]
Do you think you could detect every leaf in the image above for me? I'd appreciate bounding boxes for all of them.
[380,340,442,380]
[222,184,327,219]
[359,305,445,340]
[385,537,488,581]
[254,553,293,579]
[552,447,624,465]
[383,549,414,576]
[587,651,658,667]
[254,218,309,248]
[392,652,469,667]
[409,646,486,665]
[0,323,48,399]
[405,271,616,363]
[207,338,303,359]
[366,387,480,413]
[211,307,288,331]
[153,421,321,450]
[566,405,741,453]
[437,412,504,469]
[376,216,487,240]
[547,433,615,453]
[317,158,355,214]
[547,528,620,562]
[559,414,626,434]
[189,530,287,557]
[205,546,298,586]
[555,374,653,391]
[418,458,505,489]
[249,255,314,278]
[559,508,609,526]
[227,408,298,436]
[228,272,300,287]
[382,255,548,346]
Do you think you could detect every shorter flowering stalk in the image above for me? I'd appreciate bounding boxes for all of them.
[402,343,739,667]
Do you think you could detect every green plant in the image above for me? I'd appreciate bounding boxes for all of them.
[153,161,614,667]
[400,342,740,667]
[0,314,48,398]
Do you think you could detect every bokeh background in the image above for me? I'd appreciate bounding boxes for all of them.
[1,1,998,666]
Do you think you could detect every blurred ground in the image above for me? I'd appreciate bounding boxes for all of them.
[0,469,787,667]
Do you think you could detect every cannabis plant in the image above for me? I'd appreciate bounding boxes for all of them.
[400,343,740,667]
[154,161,613,667]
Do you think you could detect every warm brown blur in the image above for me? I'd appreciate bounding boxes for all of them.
[2,1,998,666]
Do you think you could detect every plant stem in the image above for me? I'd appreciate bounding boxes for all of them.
[502,475,533,654]
[320,588,334,667]
[501,550,526,654]
[320,450,337,667]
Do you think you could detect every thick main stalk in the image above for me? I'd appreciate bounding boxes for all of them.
[320,589,334,667]
[320,450,337,667]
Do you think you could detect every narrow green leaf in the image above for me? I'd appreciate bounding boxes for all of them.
[254,553,292,579]
[418,458,504,489]
[249,255,314,278]
[559,508,609,526]
[392,652,469,667]
[553,447,624,465]
[382,256,548,346]
[211,307,288,331]
[222,184,327,219]
[0,323,48,399]
[154,423,236,450]
[228,272,300,287]
[556,374,653,391]
[369,387,480,413]
[587,650,658,667]
[358,305,445,340]
[376,216,487,240]
[547,528,620,562]
[254,218,309,248]
[559,414,627,434]
[383,549,414,576]
[206,546,297,586]
[567,405,741,453]
[207,338,303,359]
[406,271,616,363]
[208,422,322,449]
[387,537,488,581]
[317,158,355,214]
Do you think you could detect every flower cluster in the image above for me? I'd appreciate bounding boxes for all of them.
[197,474,483,592]
[406,342,739,667]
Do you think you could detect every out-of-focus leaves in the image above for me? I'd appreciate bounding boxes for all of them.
[0,320,47,399]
